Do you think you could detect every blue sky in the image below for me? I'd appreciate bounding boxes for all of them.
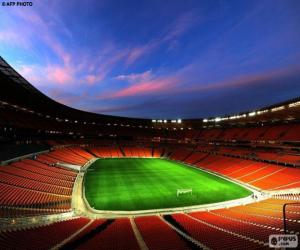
[0,0,300,118]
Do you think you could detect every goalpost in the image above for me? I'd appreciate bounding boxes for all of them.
[177,188,192,197]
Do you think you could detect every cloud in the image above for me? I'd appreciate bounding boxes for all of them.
[90,48,129,83]
[10,8,71,65]
[3,1,299,119]
[4,8,129,87]
[46,65,74,85]
[100,62,300,101]
[0,31,30,48]
[2,8,77,87]
[85,74,98,85]
[94,65,300,119]
[108,76,179,98]
[125,41,160,66]
[114,70,152,83]
[17,65,43,84]
[125,11,199,66]
[16,63,75,87]
[3,7,200,87]
[163,11,198,42]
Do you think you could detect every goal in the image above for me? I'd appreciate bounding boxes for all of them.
[177,188,192,197]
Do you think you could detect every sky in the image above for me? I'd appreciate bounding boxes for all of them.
[0,0,300,119]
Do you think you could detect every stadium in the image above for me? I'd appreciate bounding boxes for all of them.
[1,1,300,249]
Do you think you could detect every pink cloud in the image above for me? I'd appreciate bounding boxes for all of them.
[7,9,114,86]
[17,64,75,86]
[46,65,74,85]
[17,65,43,84]
[5,8,199,88]
[82,72,107,86]
[101,63,300,100]
[109,77,179,98]
[125,42,158,66]
[85,75,97,85]
[5,8,201,93]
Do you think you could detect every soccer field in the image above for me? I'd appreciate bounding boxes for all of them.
[84,158,252,211]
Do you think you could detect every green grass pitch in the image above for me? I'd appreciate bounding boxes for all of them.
[84,158,252,211]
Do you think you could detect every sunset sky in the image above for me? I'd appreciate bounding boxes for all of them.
[1,0,300,118]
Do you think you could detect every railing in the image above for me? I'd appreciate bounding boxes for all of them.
[0,211,74,231]
[0,149,50,165]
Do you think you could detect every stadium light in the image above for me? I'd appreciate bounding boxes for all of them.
[177,119,182,124]
[289,101,300,108]
[257,109,269,115]
[271,106,285,112]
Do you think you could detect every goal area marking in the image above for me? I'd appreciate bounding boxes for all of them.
[177,188,192,197]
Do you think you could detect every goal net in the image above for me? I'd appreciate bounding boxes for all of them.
[177,188,192,197]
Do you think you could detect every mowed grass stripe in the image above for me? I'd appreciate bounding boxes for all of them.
[84,158,252,211]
